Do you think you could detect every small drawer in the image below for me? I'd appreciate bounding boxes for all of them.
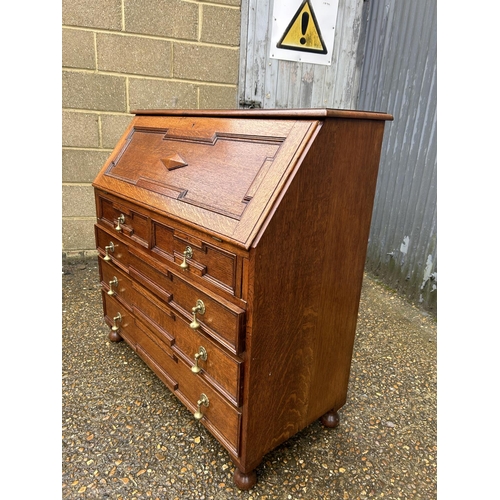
[95,225,130,271]
[152,221,238,294]
[129,248,245,355]
[173,318,242,406]
[175,357,241,456]
[99,256,134,305]
[96,193,150,249]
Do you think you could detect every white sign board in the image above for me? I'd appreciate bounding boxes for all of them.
[270,0,339,66]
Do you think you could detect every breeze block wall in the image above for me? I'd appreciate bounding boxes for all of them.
[62,0,241,257]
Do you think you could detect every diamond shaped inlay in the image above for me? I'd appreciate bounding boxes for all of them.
[160,153,188,171]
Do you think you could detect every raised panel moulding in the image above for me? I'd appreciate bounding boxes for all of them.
[105,127,284,220]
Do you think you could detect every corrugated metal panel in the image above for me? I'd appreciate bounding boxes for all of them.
[358,0,437,312]
[238,0,437,312]
[238,0,369,109]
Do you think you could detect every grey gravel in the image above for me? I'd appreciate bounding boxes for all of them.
[62,257,436,499]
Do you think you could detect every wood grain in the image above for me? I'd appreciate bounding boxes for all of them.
[132,108,393,121]
[238,118,388,471]
[93,108,392,487]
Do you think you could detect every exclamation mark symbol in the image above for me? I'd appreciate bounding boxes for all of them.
[300,11,309,45]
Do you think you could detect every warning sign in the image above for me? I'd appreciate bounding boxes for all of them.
[270,0,339,65]
[276,0,327,54]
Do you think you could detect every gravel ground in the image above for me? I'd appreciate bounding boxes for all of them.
[62,258,437,499]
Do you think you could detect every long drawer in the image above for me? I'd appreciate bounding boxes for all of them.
[136,320,241,456]
[99,253,243,404]
[130,278,243,405]
[99,255,134,305]
[95,225,130,272]
[102,297,179,394]
[173,350,242,457]
[170,314,243,406]
[136,316,241,456]
[102,298,242,457]
[128,247,246,355]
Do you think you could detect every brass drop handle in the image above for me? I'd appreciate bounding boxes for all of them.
[115,214,125,232]
[111,312,122,332]
[189,299,205,330]
[104,242,115,261]
[191,346,208,374]
[107,277,118,296]
[194,393,209,420]
[180,246,193,269]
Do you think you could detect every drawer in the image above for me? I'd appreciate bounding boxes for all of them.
[103,292,179,392]
[152,220,238,295]
[128,277,242,404]
[96,192,150,249]
[174,356,241,456]
[129,248,245,355]
[104,297,240,455]
[134,318,179,393]
[172,317,243,406]
[102,292,137,346]
[99,256,135,305]
[131,280,176,348]
[95,225,130,271]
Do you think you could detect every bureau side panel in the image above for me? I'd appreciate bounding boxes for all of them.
[240,118,387,471]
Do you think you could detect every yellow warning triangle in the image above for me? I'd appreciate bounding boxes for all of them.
[277,0,327,54]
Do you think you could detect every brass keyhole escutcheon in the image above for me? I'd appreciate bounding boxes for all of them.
[191,346,208,374]
[190,300,205,330]
[194,393,209,420]
[115,214,125,232]
[111,312,122,332]
[180,246,193,270]
[107,277,118,296]
[104,242,115,261]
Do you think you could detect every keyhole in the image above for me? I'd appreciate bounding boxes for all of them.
[300,12,309,45]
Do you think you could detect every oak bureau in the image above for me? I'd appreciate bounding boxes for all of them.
[92,108,392,489]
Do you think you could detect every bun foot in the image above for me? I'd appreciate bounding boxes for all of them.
[234,468,257,490]
[108,330,122,342]
[321,409,340,428]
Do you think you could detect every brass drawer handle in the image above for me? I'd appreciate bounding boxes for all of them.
[115,214,125,232]
[104,242,115,261]
[194,393,209,420]
[189,299,205,330]
[111,312,122,332]
[107,277,118,296]
[191,346,208,374]
[180,246,193,270]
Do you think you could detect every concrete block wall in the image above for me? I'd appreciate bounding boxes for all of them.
[62,0,241,257]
